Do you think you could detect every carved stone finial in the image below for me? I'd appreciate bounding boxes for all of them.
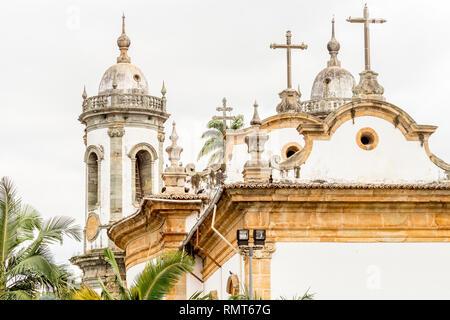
[327,17,341,67]
[166,121,183,167]
[161,81,167,97]
[169,121,178,144]
[117,14,131,63]
[82,86,87,100]
[162,121,188,194]
[250,100,261,126]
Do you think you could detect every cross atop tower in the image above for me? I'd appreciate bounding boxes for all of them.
[270,31,308,89]
[347,4,386,71]
[212,97,236,130]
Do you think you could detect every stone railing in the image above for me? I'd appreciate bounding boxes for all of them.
[299,97,352,114]
[82,93,165,113]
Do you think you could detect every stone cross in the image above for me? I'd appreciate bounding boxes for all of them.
[347,4,386,71]
[270,31,307,89]
[212,97,235,130]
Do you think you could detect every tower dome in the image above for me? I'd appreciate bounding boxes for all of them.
[98,15,149,95]
[310,18,355,100]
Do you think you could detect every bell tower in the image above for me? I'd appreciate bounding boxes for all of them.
[71,15,170,294]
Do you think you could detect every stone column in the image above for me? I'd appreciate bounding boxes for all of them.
[242,243,275,300]
[158,131,165,193]
[243,208,274,299]
[108,125,124,222]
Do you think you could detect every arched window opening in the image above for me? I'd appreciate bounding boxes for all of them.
[87,152,99,208]
[135,150,153,202]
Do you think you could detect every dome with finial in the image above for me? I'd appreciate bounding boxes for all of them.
[98,15,149,95]
[310,18,355,101]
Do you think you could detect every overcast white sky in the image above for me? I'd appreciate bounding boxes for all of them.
[1,0,449,276]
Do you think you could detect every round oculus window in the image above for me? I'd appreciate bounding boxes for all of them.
[356,127,379,151]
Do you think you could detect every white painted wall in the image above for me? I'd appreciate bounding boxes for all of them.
[126,262,146,288]
[300,116,445,183]
[202,253,244,300]
[272,242,450,299]
[265,127,305,161]
[186,255,204,298]
[225,116,446,184]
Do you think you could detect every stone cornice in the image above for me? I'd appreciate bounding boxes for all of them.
[108,197,205,251]
[225,182,450,190]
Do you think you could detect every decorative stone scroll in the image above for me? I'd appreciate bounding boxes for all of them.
[108,127,125,138]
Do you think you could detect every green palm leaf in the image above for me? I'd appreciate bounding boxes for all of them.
[207,149,224,166]
[71,285,102,300]
[201,129,222,140]
[103,248,128,299]
[197,137,223,161]
[0,177,82,300]
[133,250,194,300]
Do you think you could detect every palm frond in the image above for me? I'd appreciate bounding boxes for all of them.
[0,289,33,300]
[201,129,222,140]
[103,248,128,299]
[133,251,194,300]
[0,177,82,300]
[98,276,116,300]
[71,285,102,300]
[230,114,244,130]
[189,290,213,300]
[207,120,225,133]
[7,254,59,285]
[197,137,223,161]
[0,177,21,272]
[38,216,82,244]
[207,149,224,166]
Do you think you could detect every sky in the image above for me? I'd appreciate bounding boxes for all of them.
[0,0,449,278]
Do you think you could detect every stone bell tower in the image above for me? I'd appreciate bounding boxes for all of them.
[71,15,170,293]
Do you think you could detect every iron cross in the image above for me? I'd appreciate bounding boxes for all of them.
[347,4,386,71]
[270,31,307,89]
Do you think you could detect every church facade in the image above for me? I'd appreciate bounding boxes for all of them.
[72,5,450,299]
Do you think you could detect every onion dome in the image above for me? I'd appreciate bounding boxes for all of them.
[98,15,149,95]
[310,18,355,100]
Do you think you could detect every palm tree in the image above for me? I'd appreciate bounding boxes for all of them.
[72,248,194,300]
[0,177,81,300]
[197,115,244,165]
